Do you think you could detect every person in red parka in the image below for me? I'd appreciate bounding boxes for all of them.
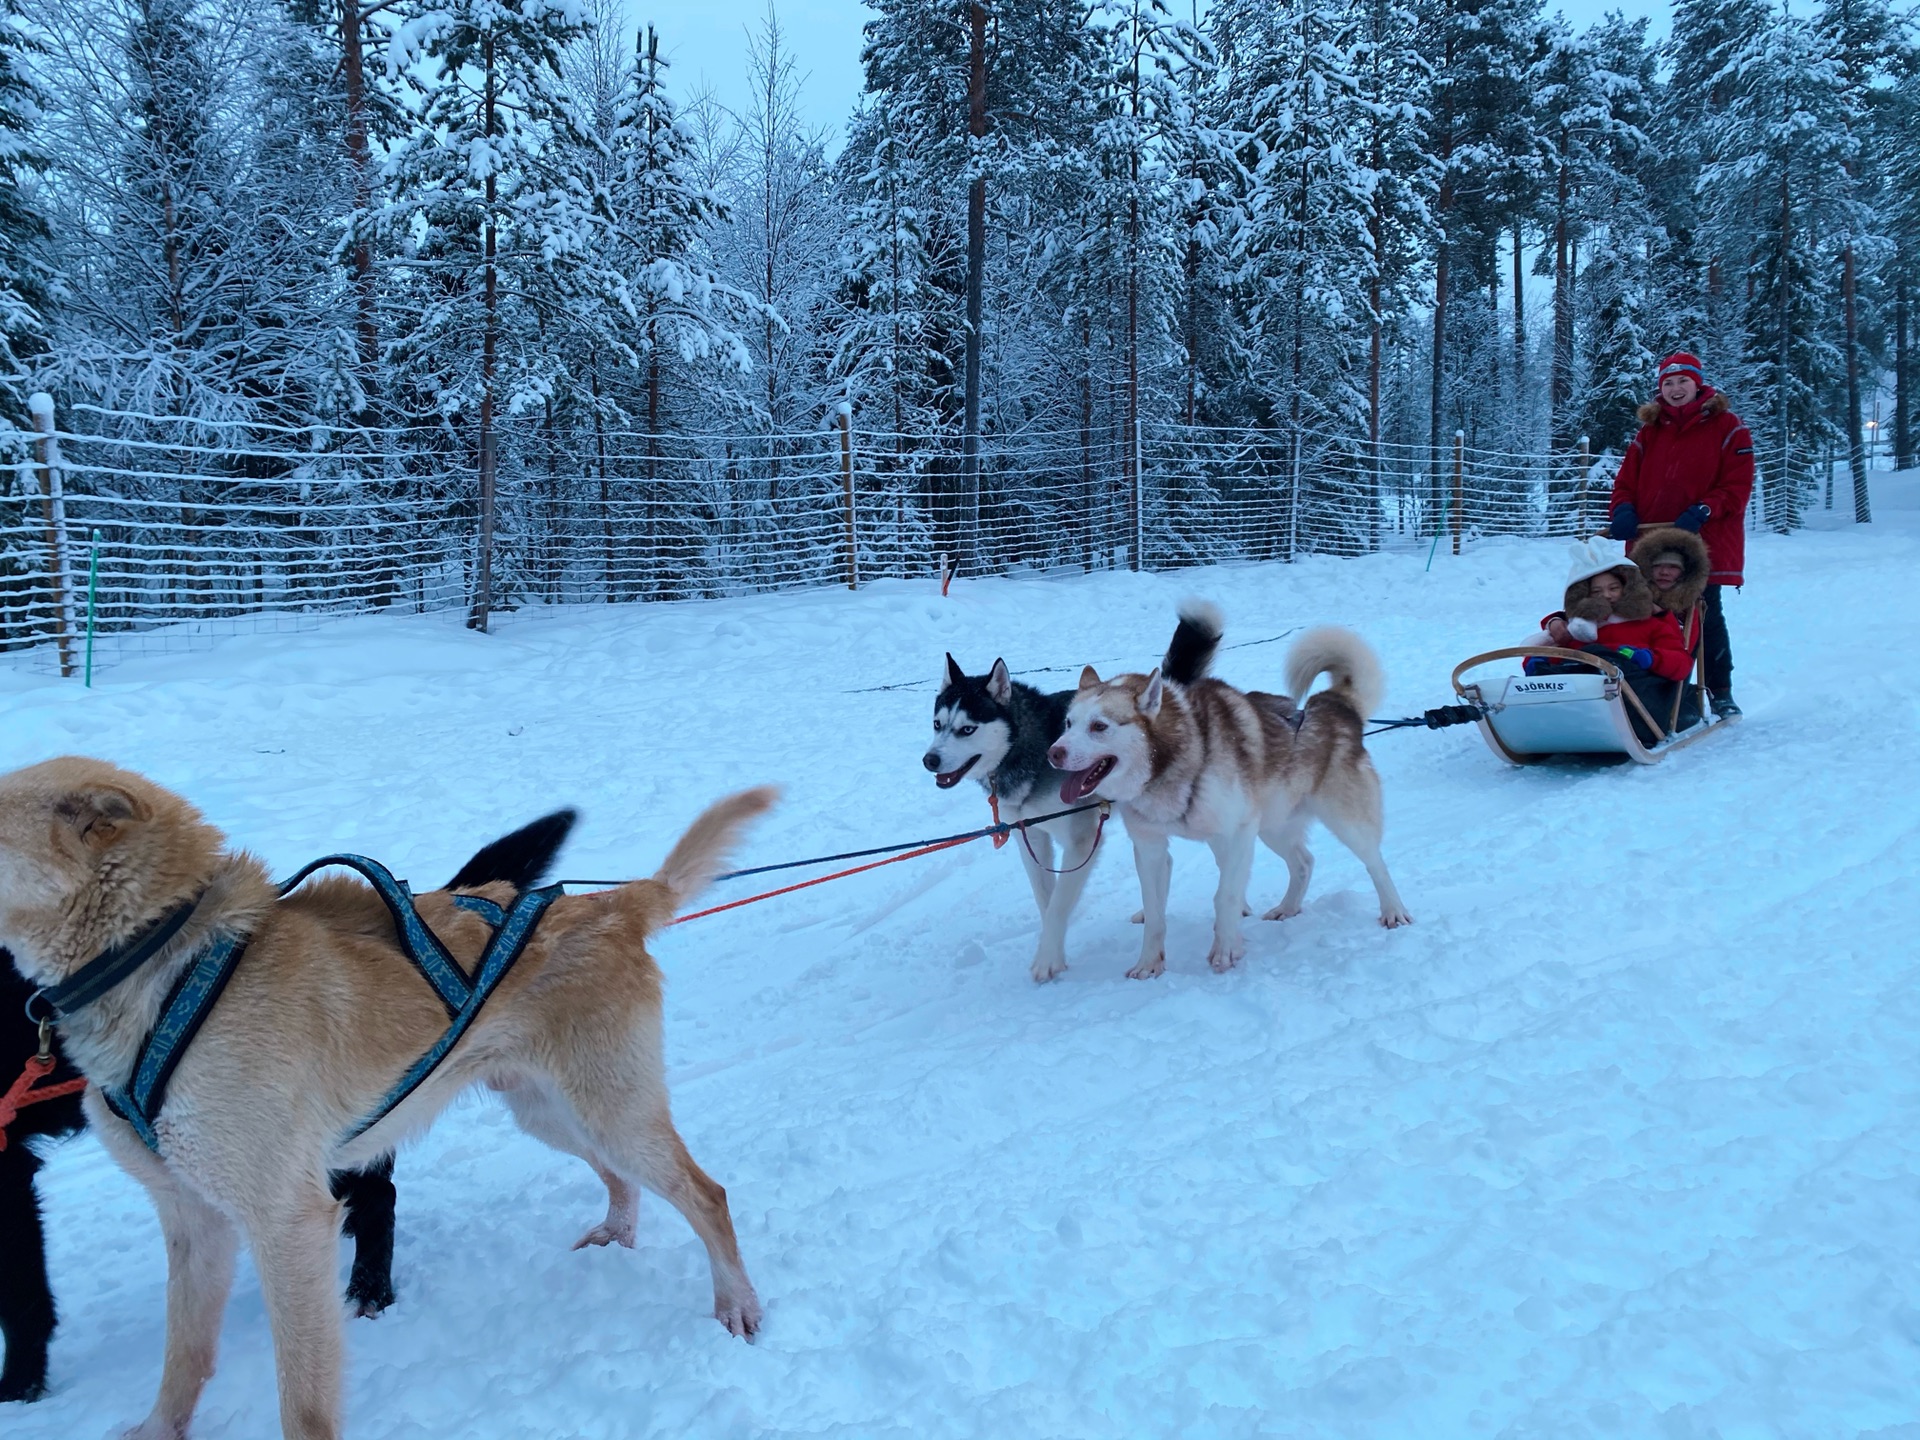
[1607,352,1754,718]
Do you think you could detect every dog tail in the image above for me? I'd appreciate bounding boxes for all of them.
[446,808,577,891]
[651,786,781,912]
[1284,626,1385,720]
[1163,598,1224,686]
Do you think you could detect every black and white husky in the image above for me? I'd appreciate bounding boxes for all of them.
[923,660,1101,982]
[922,617,1219,983]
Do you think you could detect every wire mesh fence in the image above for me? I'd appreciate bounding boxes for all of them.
[0,399,1803,677]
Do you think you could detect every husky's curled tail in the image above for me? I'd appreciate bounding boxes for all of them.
[1284,625,1385,721]
[1163,597,1225,686]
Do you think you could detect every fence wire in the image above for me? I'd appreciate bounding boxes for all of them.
[0,405,1800,675]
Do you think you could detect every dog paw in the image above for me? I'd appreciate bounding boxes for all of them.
[0,1370,47,1404]
[573,1219,637,1250]
[1261,902,1302,921]
[120,1418,187,1440]
[716,1289,763,1340]
[1207,937,1245,972]
[1126,951,1165,980]
[1030,950,1068,983]
[1379,909,1413,929]
[1129,908,1144,924]
[344,1264,395,1317]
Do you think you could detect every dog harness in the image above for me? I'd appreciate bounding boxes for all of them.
[41,856,560,1153]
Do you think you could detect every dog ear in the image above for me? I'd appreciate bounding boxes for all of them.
[1078,665,1101,689]
[1138,668,1164,718]
[54,784,150,852]
[986,659,1012,705]
[944,652,966,690]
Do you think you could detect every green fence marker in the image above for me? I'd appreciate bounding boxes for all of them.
[84,529,100,687]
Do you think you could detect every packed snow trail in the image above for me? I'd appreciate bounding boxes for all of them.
[5,479,1918,1439]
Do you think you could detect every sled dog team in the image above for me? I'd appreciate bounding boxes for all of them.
[0,601,1408,1440]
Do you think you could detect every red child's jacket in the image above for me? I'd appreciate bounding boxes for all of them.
[1539,609,1694,684]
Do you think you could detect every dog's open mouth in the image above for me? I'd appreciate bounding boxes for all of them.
[1059,756,1115,802]
[935,755,980,789]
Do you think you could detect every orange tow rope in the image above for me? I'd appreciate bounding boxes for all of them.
[0,1053,87,1152]
[670,834,981,926]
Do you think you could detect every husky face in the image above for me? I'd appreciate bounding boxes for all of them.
[1048,666,1163,804]
[923,654,1016,790]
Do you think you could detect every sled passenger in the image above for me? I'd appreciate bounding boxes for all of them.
[1606,352,1753,719]
[1523,538,1696,741]
[1630,526,1710,622]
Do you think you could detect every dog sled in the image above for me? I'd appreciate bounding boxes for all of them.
[1450,603,1730,766]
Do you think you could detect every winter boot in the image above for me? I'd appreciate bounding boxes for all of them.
[1710,691,1742,720]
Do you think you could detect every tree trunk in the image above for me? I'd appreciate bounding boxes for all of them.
[1428,184,1450,531]
[1512,220,1526,404]
[1185,169,1202,427]
[470,34,498,632]
[1843,243,1870,522]
[1896,274,1913,472]
[340,0,378,388]
[1774,166,1792,532]
[1369,220,1383,553]
[1126,180,1140,569]
[960,0,988,573]
[1550,134,1574,455]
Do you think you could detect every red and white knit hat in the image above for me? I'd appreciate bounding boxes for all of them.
[1657,352,1705,386]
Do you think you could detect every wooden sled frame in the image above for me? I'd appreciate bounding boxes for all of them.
[1450,637,1723,766]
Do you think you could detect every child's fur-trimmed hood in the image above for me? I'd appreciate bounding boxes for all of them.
[1630,526,1711,615]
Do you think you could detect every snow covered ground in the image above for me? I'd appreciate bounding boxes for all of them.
[6,475,1919,1440]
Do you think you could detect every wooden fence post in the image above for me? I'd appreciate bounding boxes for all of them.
[836,404,857,590]
[1450,430,1464,557]
[28,392,76,677]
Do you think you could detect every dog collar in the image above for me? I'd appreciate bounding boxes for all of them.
[39,893,207,1017]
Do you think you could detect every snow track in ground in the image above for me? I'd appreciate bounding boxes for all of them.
[6,480,1919,1439]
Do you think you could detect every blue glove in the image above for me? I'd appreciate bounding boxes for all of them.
[1608,504,1640,540]
[1674,504,1709,532]
[1616,646,1654,670]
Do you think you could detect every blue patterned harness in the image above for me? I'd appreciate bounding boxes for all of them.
[94,856,561,1152]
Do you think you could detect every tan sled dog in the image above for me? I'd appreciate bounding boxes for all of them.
[1048,603,1411,978]
[0,757,774,1440]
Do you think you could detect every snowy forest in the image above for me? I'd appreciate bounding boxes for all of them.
[0,0,1917,646]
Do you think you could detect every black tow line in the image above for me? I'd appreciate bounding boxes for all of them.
[1364,704,1487,738]
[557,801,1107,891]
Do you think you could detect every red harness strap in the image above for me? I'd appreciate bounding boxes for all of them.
[0,1054,88,1152]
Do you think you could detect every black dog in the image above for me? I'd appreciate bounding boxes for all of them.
[0,807,577,1403]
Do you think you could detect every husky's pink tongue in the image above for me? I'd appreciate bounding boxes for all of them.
[1059,757,1114,803]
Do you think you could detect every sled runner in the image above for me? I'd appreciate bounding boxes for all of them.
[1450,642,1725,766]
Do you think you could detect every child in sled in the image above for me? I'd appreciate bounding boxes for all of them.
[1522,538,1697,742]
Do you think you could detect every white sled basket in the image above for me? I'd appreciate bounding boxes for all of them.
[1451,647,1726,766]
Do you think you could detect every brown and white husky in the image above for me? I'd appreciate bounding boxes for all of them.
[1047,601,1412,979]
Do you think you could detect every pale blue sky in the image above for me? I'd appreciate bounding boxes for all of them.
[628,0,1675,150]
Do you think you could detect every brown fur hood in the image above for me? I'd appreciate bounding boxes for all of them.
[1630,526,1711,614]
[1565,563,1655,625]
[1636,391,1730,427]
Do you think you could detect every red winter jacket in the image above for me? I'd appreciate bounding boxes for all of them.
[1609,389,1755,586]
[1538,610,1694,684]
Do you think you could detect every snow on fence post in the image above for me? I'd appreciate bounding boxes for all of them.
[472,425,496,633]
[1288,429,1302,562]
[836,403,858,591]
[1577,436,1592,536]
[84,528,100,687]
[28,392,76,678]
[1451,430,1464,557]
[1132,402,1144,572]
